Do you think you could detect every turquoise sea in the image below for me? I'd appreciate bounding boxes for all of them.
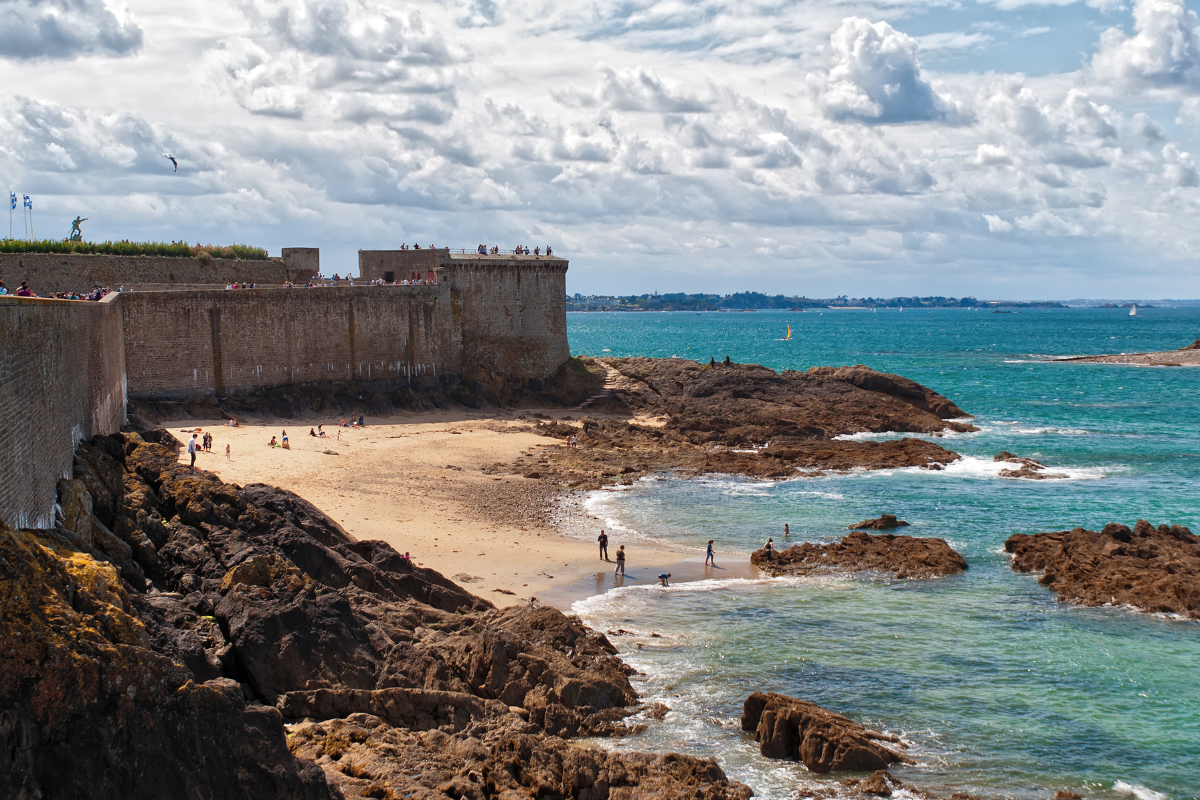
[565,308,1200,800]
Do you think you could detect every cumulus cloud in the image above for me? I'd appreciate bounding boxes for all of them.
[0,0,142,59]
[1090,0,1200,90]
[983,214,1014,233]
[1131,111,1166,141]
[808,17,968,125]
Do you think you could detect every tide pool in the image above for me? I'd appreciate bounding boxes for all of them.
[565,308,1200,800]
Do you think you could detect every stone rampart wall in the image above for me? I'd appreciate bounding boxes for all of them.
[0,252,316,295]
[440,259,570,382]
[120,285,461,398]
[0,294,126,529]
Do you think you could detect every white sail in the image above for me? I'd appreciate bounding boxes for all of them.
[1129,304,1138,316]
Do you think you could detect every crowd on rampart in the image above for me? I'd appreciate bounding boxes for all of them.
[0,278,116,300]
[474,244,553,255]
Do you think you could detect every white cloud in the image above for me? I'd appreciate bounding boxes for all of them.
[1015,209,1086,235]
[1131,111,1166,141]
[0,0,142,59]
[1090,0,1200,91]
[808,17,969,125]
[983,213,1014,232]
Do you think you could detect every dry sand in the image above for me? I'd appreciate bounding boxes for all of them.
[173,411,710,608]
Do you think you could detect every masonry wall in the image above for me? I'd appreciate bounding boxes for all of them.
[0,294,126,529]
[358,249,442,281]
[0,252,317,295]
[439,257,570,382]
[120,285,461,398]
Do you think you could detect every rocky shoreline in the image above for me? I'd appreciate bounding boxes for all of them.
[751,531,969,580]
[508,358,973,488]
[2,432,757,799]
[1005,520,1200,619]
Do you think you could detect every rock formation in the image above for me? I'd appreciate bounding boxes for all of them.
[1005,521,1200,618]
[741,691,911,773]
[751,531,968,579]
[2,432,754,799]
[849,514,909,530]
[993,452,1068,480]
[513,358,973,487]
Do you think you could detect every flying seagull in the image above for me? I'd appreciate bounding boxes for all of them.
[164,153,178,172]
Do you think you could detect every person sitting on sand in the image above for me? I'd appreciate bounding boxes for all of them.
[706,540,715,566]
[763,538,774,563]
[340,417,347,427]
[658,572,671,587]
[357,415,365,427]
[309,428,317,437]
[268,435,277,447]
[401,552,411,561]
[614,545,626,576]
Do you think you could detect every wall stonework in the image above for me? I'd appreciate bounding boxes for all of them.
[0,251,318,295]
[0,294,126,529]
[121,285,461,398]
[358,251,569,382]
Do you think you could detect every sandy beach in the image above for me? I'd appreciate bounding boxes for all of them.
[172,411,729,607]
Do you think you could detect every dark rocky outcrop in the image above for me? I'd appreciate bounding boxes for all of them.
[751,531,968,579]
[513,357,971,487]
[849,514,909,530]
[3,431,755,799]
[741,692,911,773]
[993,452,1068,480]
[1005,520,1200,618]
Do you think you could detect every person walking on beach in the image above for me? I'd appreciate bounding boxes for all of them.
[598,529,609,561]
[705,539,715,566]
[187,434,198,470]
[763,538,774,563]
[614,545,626,576]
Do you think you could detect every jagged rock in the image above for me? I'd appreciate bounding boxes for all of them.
[752,531,968,579]
[849,514,909,530]
[1006,520,1200,618]
[857,769,902,796]
[993,452,1068,480]
[0,523,328,800]
[742,691,911,773]
[56,478,93,548]
[516,357,971,485]
[286,712,754,800]
[1053,791,1082,800]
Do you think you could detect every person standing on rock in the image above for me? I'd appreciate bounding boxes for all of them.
[614,545,626,576]
[763,538,774,563]
[187,434,198,470]
[706,540,716,566]
[598,530,609,561]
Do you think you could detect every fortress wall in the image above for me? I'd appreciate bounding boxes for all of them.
[0,251,318,295]
[121,285,460,398]
[358,249,442,281]
[0,294,126,529]
[439,258,569,381]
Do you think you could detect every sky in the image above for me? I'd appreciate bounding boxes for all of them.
[4,0,1200,298]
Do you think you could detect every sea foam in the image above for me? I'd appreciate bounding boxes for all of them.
[1113,780,1172,800]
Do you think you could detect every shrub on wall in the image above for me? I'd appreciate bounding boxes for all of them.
[0,240,269,260]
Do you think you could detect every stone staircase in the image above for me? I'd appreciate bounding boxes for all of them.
[578,363,623,411]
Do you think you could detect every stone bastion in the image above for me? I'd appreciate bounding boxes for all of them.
[0,247,569,529]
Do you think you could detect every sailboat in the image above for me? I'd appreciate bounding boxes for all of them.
[782,324,792,340]
[1129,304,1138,317]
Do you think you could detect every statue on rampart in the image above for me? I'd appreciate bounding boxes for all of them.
[68,216,88,242]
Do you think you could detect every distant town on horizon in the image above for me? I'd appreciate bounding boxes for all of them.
[565,292,1200,312]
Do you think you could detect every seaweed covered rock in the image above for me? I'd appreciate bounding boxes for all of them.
[1005,521,1200,618]
[752,531,968,579]
[741,691,911,773]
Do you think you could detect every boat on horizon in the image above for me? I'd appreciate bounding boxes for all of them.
[1130,304,1138,316]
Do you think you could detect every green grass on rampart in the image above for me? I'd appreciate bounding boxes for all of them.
[0,239,269,260]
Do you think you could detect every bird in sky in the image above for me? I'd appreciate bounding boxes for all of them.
[164,154,178,172]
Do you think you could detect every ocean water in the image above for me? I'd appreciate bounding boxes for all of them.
[565,308,1200,800]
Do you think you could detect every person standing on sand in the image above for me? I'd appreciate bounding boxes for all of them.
[187,434,198,470]
[614,545,625,576]
[763,538,774,563]
[598,530,609,561]
[226,443,230,459]
[706,540,715,566]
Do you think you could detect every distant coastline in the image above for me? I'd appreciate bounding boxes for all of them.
[566,291,1065,312]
